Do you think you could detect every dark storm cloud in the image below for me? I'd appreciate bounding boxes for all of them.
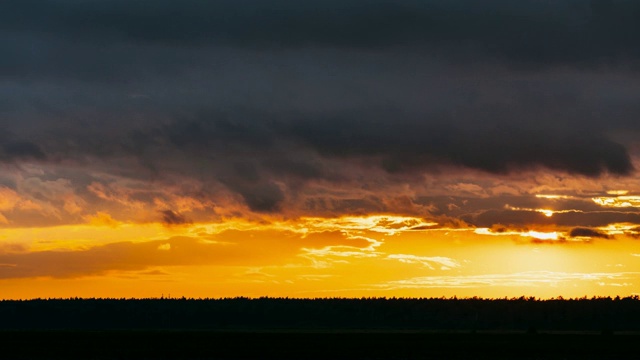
[283,113,633,176]
[222,178,285,213]
[3,0,640,65]
[554,211,640,228]
[160,210,191,226]
[465,209,640,228]
[464,210,554,228]
[417,193,640,230]
[2,0,640,213]
[2,0,640,86]
[1,141,46,161]
[0,130,45,162]
[569,227,612,239]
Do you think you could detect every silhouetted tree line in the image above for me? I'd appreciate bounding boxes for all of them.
[1,296,639,332]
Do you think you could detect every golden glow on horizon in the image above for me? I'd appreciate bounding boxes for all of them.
[1,213,640,299]
[377,271,640,290]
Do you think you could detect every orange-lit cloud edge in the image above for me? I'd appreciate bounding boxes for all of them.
[3,160,640,300]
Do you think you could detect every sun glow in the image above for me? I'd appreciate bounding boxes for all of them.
[592,196,640,208]
[538,209,554,217]
[505,205,582,218]
[474,228,559,241]
[1,212,640,299]
[526,230,559,241]
[535,194,574,200]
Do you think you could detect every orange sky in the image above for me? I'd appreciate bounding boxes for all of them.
[3,1,640,300]
[3,163,640,299]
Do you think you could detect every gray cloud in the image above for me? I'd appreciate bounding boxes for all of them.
[1,141,46,162]
[283,112,633,176]
[2,0,640,213]
[569,227,612,239]
[465,209,640,228]
[3,1,640,65]
[160,210,191,226]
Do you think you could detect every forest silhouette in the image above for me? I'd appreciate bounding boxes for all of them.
[2,296,639,332]
[2,297,640,359]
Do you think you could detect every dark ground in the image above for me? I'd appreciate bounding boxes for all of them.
[2,298,639,359]
[0,330,638,359]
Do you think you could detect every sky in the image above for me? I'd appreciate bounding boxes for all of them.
[2,0,640,299]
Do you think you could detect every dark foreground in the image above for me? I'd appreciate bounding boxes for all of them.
[0,330,638,359]
[3,298,640,359]
[3,297,640,331]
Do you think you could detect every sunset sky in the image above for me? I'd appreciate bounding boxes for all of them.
[2,0,640,299]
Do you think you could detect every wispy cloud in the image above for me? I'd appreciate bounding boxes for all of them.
[376,271,640,289]
[598,223,640,237]
[593,196,640,208]
[299,215,438,235]
[386,254,461,270]
[505,204,583,218]
[475,228,561,241]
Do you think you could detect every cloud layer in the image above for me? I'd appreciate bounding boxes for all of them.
[1,0,640,217]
